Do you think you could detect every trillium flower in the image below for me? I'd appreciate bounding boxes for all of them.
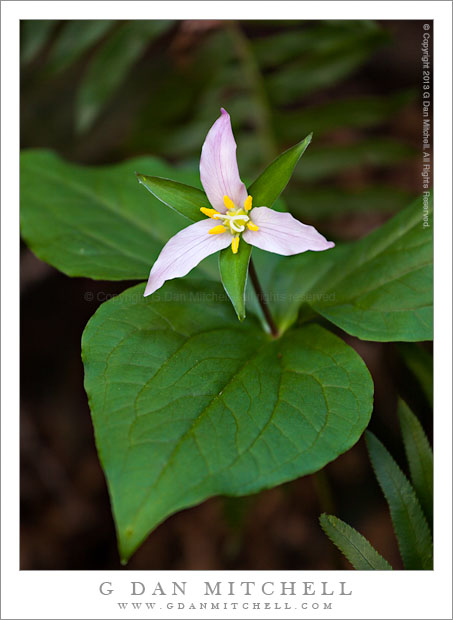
[144,108,334,297]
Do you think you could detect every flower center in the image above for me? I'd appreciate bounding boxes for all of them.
[200,194,259,254]
[213,208,249,233]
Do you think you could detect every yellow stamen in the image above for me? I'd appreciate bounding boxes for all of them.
[223,195,236,211]
[231,236,240,254]
[209,225,227,235]
[200,207,220,218]
[244,195,253,211]
[247,221,259,231]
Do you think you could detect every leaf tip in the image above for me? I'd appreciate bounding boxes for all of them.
[300,132,313,149]
[319,512,335,528]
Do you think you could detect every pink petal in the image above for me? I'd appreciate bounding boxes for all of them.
[199,108,248,213]
[144,219,231,296]
[243,207,335,256]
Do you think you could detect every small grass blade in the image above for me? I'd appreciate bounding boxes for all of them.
[398,400,433,527]
[319,513,393,570]
[366,431,433,569]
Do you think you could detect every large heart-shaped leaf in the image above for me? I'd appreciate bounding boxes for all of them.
[311,194,433,341]
[82,279,373,562]
[20,150,217,281]
[269,194,433,341]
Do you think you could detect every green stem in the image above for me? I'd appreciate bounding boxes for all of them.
[312,470,336,515]
[249,259,279,338]
[312,470,343,569]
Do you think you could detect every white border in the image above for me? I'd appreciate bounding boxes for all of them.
[2,2,452,619]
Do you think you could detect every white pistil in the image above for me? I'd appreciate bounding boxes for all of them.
[205,197,257,248]
[213,211,249,234]
[230,221,245,233]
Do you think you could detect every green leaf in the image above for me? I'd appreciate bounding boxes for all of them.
[285,185,415,219]
[253,20,384,70]
[398,400,433,526]
[21,20,55,64]
[292,139,416,183]
[266,24,388,104]
[47,20,114,74]
[365,431,433,569]
[248,134,312,208]
[274,91,415,140]
[252,27,328,68]
[76,21,173,132]
[82,279,374,562]
[136,175,207,222]
[230,193,432,340]
[319,513,393,570]
[219,242,252,321]
[398,344,433,406]
[20,149,217,281]
[307,194,433,341]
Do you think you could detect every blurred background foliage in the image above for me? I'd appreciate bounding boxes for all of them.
[20,19,431,570]
[21,19,421,238]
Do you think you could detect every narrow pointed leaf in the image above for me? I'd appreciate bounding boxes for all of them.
[365,431,433,569]
[21,20,55,64]
[286,185,415,218]
[219,242,252,321]
[253,20,384,70]
[82,279,373,562]
[274,91,415,140]
[47,20,114,74]
[248,134,312,208]
[398,344,433,406]
[136,174,207,222]
[319,514,393,570]
[398,400,433,526]
[266,23,388,105]
[292,138,416,183]
[76,21,173,132]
